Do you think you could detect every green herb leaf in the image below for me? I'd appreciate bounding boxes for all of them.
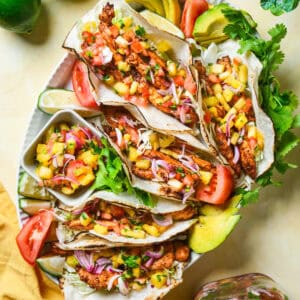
[122,255,139,268]
[135,25,146,37]
[236,187,260,207]
[261,0,299,16]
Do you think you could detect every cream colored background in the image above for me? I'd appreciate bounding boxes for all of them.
[0,0,299,299]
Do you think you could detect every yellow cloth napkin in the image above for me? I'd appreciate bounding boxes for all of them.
[0,182,64,300]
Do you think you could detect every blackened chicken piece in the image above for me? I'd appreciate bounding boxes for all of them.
[99,3,115,25]
[168,206,197,221]
[65,220,94,231]
[174,242,190,262]
[150,244,174,271]
[215,129,241,176]
[77,268,116,289]
[217,56,232,72]
[240,140,257,179]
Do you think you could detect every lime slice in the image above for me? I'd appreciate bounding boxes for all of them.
[18,172,55,200]
[19,198,52,215]
[38,89,101,117]
[37,256,65,277]
[140,9,184,39]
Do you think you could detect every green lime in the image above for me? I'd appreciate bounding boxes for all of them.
[0,0,41,34]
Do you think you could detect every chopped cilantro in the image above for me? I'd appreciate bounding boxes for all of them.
[135,25,146,37]
[122,255,139,268]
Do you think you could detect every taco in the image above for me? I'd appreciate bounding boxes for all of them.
[56,241,190,299]
[99,106,234,204]
[194,41,275,179]
[55,190,198,245]
[63,0,203,135]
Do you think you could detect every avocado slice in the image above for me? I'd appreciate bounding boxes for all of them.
[189,196,241,253]
[192,3,230,44]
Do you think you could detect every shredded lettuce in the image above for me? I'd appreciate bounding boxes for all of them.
[91,138,155,207]
[223,8,300,206]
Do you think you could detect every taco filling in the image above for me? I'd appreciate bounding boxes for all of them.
[62,241,190,295]
[102,107,233,204]
[63,198,197,239]
[79,3,199,128]
[195,56,264,179]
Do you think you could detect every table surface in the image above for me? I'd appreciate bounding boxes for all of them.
[0,0,299,299]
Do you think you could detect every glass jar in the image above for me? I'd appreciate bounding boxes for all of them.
[194,273,288,300]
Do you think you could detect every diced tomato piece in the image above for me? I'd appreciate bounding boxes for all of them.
[173,75,185,87]
[204,111,211,124]
[131,41,144,53]
[184,74,197,95]
[109,25,119,38]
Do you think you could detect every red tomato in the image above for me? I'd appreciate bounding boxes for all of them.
[204,111,211,124]
[180,0,209,38]
[131,41,144,53]
[184,74,197,95]
[196,165,233,204]
[72,60,98,108]
[16,210,53,265]
[173,75,185,87]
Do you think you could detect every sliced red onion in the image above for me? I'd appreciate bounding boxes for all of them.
[226,114,236,138]
[157,85,172,96]
[107,274,121,291]
[181,144,186,157]
[106,266,123,274]
[178,106,186,124]
[145,246,164,259]
[144,257,154,269]
[152,214,173,227]
[240,127,245,137]
[118,277,129,295]
[156,160,171,171]
[168,171,176,179]
[122,116,138,128]
[66,132,83,149]
[78,127,92,140]
[93,264,106,275]
[140,265,148,272]
[64,154,75,160]
[97,258,111,266]
[74,251,94,272]
[62,157,75,175]
[227,138,231,146]
[233,146,240,164]
[182,186,195,204]
[93,258,111,274]
[179,155,199,172]
[149,70,155,84]
[102,46,113,64]
[170,81,179,104]
[115,128,123,147]
[52,156,58,168]
[151,159,158,177]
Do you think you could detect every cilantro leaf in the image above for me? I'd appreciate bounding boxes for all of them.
[236,187,260,207]
[261,0,299,16]
[122,255,139,268]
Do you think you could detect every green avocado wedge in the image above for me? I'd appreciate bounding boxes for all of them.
[0,0,41,34]
[189,196,241,253]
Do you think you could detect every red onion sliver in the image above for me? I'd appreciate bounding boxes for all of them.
[107,274,121,291]
[106,266,123,274]
[66,132,82,149]
[182,186,195,204]
[156,160,171,171]
[79,127,92,140]
[52,156,58,168]
[115,128,123,147]
[226,114,236,138]
[64,154,75,160]
[118,277,129,295]
[74,251,94,272]
[170,81,179,104]
[51,175,79,185]
[144,257,154,269]
[233,146,240,164]
[152,214,173,227]
[151,159,158,178]
[145,246,164,259]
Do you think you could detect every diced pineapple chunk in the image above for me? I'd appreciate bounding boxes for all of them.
[142,224,160,237]
[130,81,139,95]
[78,171,95,186]
[120,228,146,239]
[208,107,218,118]
[136,159,151,169]
[123,134,131,142]
[132,282,144,291]
[223,89,234,102]
[212,84,222,94]
[82,21,97,33]
[204,96,218,107]
[78,150,99,169]
[225,75,242,89]
[66,255,79,268]
[123,17,133,28]
[80,212,92,227]
[52,142,65,155]
[156,40,171,52]
[160,148,179,159]
[94,224,108,235]
[256,129,264,149]
[36,166,53,179]
[219,71,231,81]
[151,272,168,289]
[149,133,159,150]
[128,147,139,162]
[117,61,130,72]
[199,171,213,185]
[132,268,141,278]
[231,132,240,145]
[247,126,257,139]
[167,179,184,192]
[36,153,51,164]
[235,113,248,130]
[211,63,225,74]
[167,61,177,77]
[158,134,175,148]
[37,144,47,154]
[234,98,246,110]
[238,64,248,84]
[59,123,70,131]
[114,82,129,96]
[66,139,76,155]
[103,75,115,85]
[216,93,230,111]
[61,186,75,195]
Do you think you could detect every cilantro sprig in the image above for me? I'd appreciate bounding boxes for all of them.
[222,8,300,206]
[91,138,155,207]
[260,0,299,16]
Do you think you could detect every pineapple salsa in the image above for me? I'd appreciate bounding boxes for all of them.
[35,123,100,195]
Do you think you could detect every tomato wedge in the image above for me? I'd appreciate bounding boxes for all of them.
[72,60,98,108]
[196,165,233,204]
[16,210,53,265]
[180,0,209,38]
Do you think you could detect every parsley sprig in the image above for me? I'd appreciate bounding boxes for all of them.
[222,8,300,206]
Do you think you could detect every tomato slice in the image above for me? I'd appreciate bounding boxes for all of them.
[72,60,98,108]
[180,0,209,38]
[16,210,53,265]
[196,165,233,204]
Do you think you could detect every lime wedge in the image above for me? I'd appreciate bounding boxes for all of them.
[140,10,184,39]
[38,89,101,117]
[18,172,55,200]
[37,256,65,277]
[19,198,52,215]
